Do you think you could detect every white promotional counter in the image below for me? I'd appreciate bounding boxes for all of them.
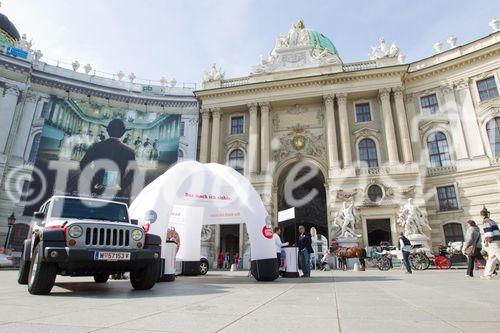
[130,161,279,281]
[281,246,299,278]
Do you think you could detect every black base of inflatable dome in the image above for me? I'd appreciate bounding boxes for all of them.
[282,271,300,278]
[182,261,201,276]
[251,258,279,281]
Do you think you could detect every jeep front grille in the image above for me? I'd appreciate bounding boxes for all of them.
[84,227,130,247]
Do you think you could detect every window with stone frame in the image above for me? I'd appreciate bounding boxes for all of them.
[40,102,50,119]
[228,149,244,174]
[486,117,500,157]
[437,185,459,211]
[420,94,439,115]
[476,76,499,101]
[28,133,41,163]
[179,121,185,137]
[358,138,378,168]
[427,131,451,167]
[230,116,244,135]
[355,103,371,122]
[443,223,464,243]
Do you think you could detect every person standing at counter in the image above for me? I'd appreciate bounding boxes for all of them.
[273,227,288,267]
[297,225,313,278]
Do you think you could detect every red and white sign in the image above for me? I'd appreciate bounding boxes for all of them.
[262,226,273,239]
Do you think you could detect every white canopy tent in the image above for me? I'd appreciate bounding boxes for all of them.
[129,161,279,281]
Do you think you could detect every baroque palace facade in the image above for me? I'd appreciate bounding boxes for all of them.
[196,19,500,263]
[0,12,199,249]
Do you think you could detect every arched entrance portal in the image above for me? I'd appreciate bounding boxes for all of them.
[277,160,328,244]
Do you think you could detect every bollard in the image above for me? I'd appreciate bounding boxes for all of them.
[230,263,237,272]
[353,262,360,271]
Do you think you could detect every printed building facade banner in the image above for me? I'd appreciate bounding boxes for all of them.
[23,96,181,215]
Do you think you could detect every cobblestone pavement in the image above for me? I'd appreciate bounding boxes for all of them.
[0,268,498,332]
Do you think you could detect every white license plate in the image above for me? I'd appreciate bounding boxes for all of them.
[94,251,130,261]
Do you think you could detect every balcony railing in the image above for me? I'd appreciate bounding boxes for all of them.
[221,77,250,88]
[357,167,389,176]
[426,165,457,176]
[342,60,377,72]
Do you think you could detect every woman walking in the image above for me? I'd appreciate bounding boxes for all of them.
[464,220,482,277]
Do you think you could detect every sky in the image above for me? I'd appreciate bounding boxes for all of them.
[3,0,500,86]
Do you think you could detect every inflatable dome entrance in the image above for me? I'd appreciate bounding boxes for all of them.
[130,161,279,281]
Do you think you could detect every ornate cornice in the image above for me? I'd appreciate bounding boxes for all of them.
[31,75,197,109]
[405,46,500,83]
[196,68,407,100]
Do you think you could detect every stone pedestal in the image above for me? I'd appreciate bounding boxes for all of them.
[407,233,430,250]
[337,236,359,248]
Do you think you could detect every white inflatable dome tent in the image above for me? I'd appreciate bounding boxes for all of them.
[129,161,279,281]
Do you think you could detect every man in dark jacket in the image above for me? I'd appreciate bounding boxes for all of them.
[80,119,135,198]
[297,225,313,277]
[398,232,412,274]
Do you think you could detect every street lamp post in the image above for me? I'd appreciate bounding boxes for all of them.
[4,213,16,253]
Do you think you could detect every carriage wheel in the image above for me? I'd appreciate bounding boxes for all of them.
[410,252,430,270]
[376,257,391,271]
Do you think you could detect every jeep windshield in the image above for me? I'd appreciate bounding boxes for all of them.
[51,198,129,223]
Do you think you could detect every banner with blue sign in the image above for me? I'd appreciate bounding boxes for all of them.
[7,46,28,59]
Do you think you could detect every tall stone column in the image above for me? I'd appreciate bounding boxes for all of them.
[393,88,413,163]
[13,92,39,159]
[441,84,469,160]
[454,79,486,157]
[248,103,259,175]
[210,108,221,163]
[199,108,211,163]
[259,102,270,174]
[0,85,20,154]
[337,93,352,168]
[323,94,339,170]
[379,88,399,164]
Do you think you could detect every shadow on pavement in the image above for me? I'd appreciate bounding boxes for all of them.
[48,272,401,297]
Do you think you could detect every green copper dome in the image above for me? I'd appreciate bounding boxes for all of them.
[0,12,20,46]
[306,29,339,56]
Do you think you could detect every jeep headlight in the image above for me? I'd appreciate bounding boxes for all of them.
[131,229,143,241]
[68,225,83,238]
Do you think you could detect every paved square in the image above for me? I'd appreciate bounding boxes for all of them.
[0,269,498,333]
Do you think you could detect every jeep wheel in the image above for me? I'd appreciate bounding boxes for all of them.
[130,261,159,290]
[94,274,109,283]
[28,243,57,295]
[18,259,30,285]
